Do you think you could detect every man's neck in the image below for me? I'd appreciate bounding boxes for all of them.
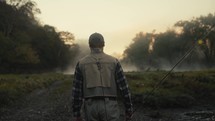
[91,48,104,54]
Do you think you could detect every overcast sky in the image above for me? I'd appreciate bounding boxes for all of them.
[36,0,215,56]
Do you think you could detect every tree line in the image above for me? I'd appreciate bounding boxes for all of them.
[1,0,214,73]
[123,13,215,70]
[0,0,79,73]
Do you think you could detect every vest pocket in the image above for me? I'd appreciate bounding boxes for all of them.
[100,64,114,88]
[85,64,101,88]
[84,63,114,88]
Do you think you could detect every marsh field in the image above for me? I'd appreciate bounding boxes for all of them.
[0,70,215,121]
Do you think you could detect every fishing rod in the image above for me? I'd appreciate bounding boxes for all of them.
[131,24,215,120]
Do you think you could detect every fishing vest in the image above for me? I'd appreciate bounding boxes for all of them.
[79,52,118,98]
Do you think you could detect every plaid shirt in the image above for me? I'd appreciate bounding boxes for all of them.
[72,60,133,117]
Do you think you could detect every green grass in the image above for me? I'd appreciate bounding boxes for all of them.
[126,70,215,108]
[1,70,215,108]
[52,74,73,95]
[0,73,69,107]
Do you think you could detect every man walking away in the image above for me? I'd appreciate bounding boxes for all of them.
[72,33,133,121]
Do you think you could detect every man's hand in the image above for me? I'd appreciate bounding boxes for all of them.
[74,117,83,121]
[125,112,133,121]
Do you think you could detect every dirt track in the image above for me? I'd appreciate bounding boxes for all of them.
[0,80,74,121]
[1,80,215,121]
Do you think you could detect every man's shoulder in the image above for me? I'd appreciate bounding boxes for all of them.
[78,53,119,64]
[102,53,118,63]
[78,55,91,64]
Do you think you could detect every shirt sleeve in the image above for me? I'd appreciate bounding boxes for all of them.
[115,60,133,113]
[72,62,83,117]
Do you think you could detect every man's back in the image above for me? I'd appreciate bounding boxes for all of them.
[79,52,118,98]
[72,33,133,121]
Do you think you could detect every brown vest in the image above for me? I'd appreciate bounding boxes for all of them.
[79,52,118,98]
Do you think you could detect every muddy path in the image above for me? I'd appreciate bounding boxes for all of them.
[0,80,74,121]
[1,80,215,121]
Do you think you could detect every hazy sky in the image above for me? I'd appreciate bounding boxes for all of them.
[36,0,215,56]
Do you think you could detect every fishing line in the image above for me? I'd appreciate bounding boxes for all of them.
[131,24,215,120]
